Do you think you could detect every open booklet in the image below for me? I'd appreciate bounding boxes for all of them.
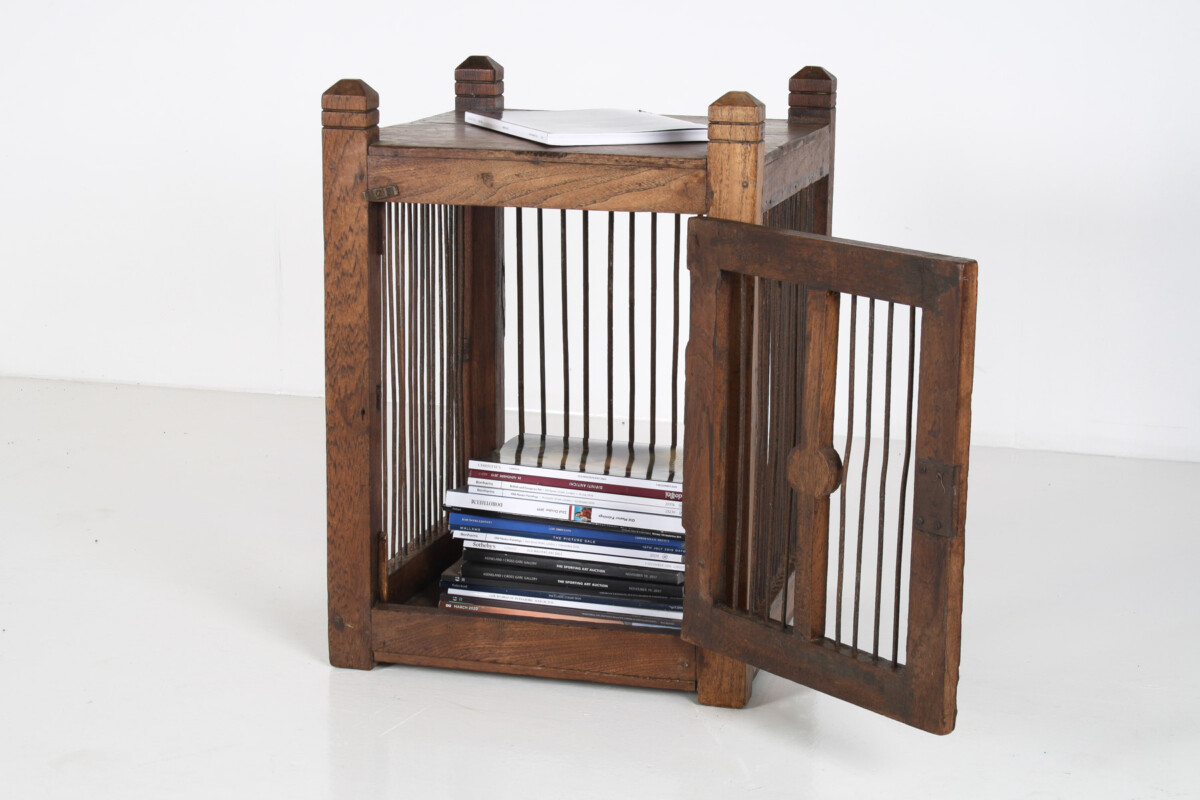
[464,109,707,146]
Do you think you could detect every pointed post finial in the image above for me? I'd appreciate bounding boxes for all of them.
[706,91,766,223]
[455,56,504,113]
[789,66,836,124]
[322,79,380,130]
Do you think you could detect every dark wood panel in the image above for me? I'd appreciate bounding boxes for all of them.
[372,605,697,687]
[761,125,832,211]
[689,217,973,310]
[367,153,707,214]
[374,653,694,691]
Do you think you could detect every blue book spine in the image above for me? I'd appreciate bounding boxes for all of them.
[448,512,684,551]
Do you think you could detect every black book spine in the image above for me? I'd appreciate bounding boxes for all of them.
[462,546,684,586]
[441,575,682,609]
[459,560,684,599]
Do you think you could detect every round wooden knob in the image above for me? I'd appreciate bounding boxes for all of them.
[787,445,843,498]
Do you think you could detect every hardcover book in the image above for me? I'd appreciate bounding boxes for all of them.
[469,434,682,489]
[466,481,681,516]
[439,594,680,630]
[444,489,684,535]
[458,559,683,600]
[448,511,683,550]
[461,540,685,583]
[464,109,707,147]
[453,530,684,564]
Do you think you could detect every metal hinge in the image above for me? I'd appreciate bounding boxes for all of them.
[913,459,960,538]
[363,185,399,202]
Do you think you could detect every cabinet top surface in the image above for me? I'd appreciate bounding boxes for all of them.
[371,112,825,167]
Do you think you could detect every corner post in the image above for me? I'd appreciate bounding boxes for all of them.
[695,91,767,709]
[455,57,506,459]
[323,78,381,670]
[788,67,837,235]
[784,68,840,639]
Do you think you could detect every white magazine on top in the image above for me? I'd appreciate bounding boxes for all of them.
[464,109,707,146]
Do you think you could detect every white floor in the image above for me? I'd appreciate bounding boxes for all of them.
[1,377,1198,799]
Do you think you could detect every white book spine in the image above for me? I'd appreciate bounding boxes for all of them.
[444,489,684,535]
[466,479,682,515]
[467,458,681,495]
[452,531,684,564]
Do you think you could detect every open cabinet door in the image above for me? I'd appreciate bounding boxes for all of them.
[682,216,977,734]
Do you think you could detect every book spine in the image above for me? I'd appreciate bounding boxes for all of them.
[459,561,684,599]
[440,586,683,620]
[468,468,682,502]
[441,577,682,611]
[440,595,680,629]
[448,510,682,543]
[452,525,679,554]
[468,459,681,495]
[444,490,684,535]
[461,541,684,583]
[467,481,681,515]
[448,510,682,550]
[453,531,683,563]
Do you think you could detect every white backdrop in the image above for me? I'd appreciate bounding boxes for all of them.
[2,0,1197,461]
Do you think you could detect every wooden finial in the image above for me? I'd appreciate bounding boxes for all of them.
[789,66,836,124]
[707,91,765,143]
[322,79,380,129]
[455,55,504,113]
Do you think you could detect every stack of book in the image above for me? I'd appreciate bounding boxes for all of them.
[440,434,684,629]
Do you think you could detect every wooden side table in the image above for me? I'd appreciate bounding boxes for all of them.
[323,56,977,733]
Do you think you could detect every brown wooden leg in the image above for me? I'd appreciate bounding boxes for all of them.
[697,647,755,708]
[323,79,382,670]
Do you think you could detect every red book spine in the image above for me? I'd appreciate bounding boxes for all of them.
[467,468,682,502]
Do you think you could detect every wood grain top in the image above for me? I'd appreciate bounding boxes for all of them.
[372,111,825,168]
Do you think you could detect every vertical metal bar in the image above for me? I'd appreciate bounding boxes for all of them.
[428,204,437,542]
[392,203,404,558]
[873,301,895,659]
[627,212,636,447]
[836,294,857,643]
[536,209,547,436]
[670,214,681,478]
[582,211,590,444]
[409,203,420,546]
[516,209,526,436]
[420,204,431,544]
[408,203,419,548]
[606,211,615,445]
[560,209,571,443]
[649,214,658,450]
[893,306,918,665]
[852,298,876,651]
[382,203,393,557]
